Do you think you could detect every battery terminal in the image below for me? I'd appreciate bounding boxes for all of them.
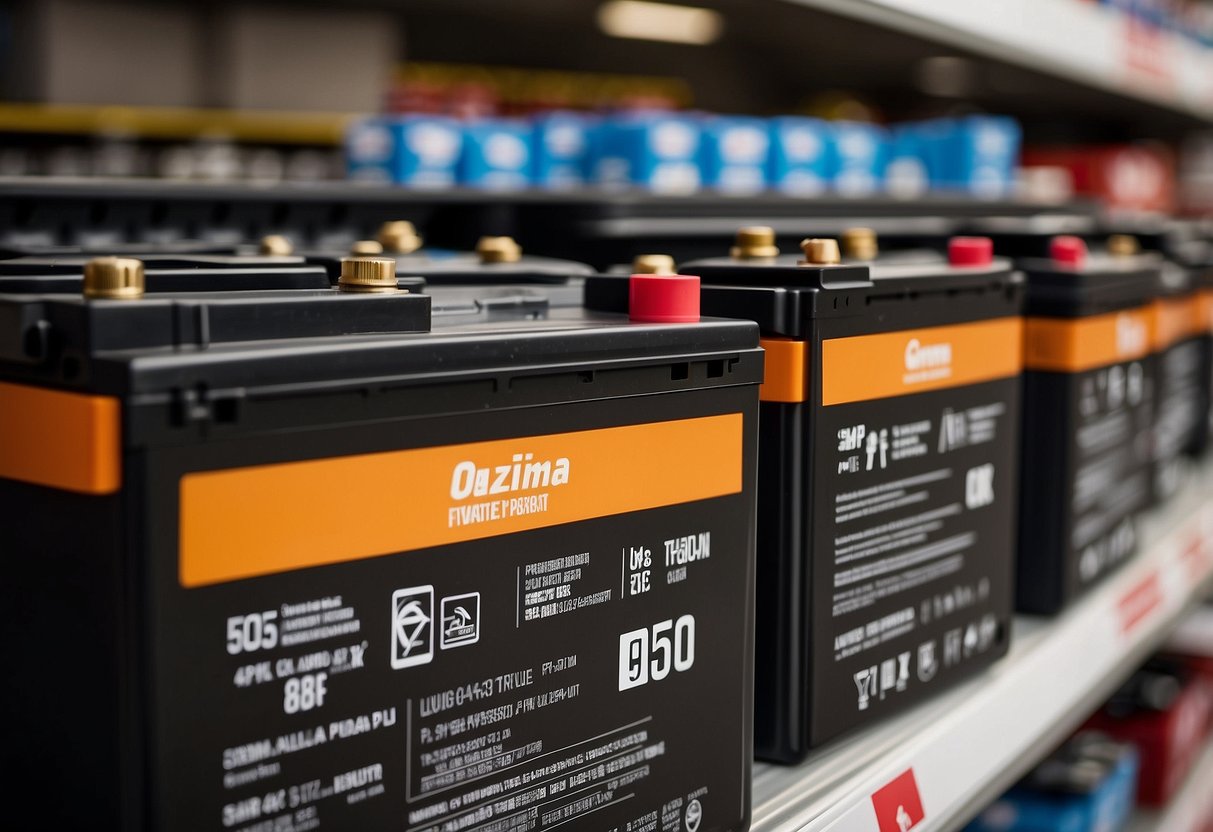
[1107,234,1140,258]
[338,257,400,293]
[258,235,293,256]
[798,238,841,266]
[632,254,676,274]
[378,220,423,254]
[731,226,780,260]
[841,227,878,261]
[83,256,145,299]
[477,236,523,264]
[350,239,385,256]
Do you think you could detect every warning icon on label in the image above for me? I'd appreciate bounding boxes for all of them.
[441,592,481,649]
[685,798,702,832]
[391,585,434,669]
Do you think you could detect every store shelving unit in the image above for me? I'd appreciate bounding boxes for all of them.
[750,465,1213,832]
[0,104,356,145]
[786,0,1213,121]
[1127,739,1213,832]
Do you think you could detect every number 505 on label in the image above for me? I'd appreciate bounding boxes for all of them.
[618,615,695,690]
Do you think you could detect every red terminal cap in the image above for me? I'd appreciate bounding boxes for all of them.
[629,273,700,323]
[948,236,994,267]
[1050,235,1088,269]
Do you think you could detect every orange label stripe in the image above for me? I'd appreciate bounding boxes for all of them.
[179,414,744,587]
[1025,306,1154,372]
[820,317,1023,406]
[0,381,121,494]
[759,338,807,403]
[1153,296,1206,350]
[1199,289,1213,335]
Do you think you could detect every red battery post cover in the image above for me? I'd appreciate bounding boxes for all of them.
[1050,235,1088,269]
[1086,675,1213,806]
[948,236,994,267]
[629,273,701,323]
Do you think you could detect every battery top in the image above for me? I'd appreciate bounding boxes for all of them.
[0,262,335,294]
[1016,250,1165,316]
[0,282,759,404]
[0,239,239,259]
[588,246,1020,339]
[0,252,308,275]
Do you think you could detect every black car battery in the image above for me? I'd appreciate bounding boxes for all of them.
[1144,246,1204,502]
[1016,235,1161,614]
[588,233,1023,761]
[1132,230,1213,457]
[1199,252,1213,454]
[0,255,763,832]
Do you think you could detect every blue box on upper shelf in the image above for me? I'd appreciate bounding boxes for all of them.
[698,116,770,195]
[768,117,833,197]
[532,111,591,190]
[920,116,1021,198]
[459,119,533,190]
[830,121,887,197]
[590,112,702,194]
[346,116,463,187]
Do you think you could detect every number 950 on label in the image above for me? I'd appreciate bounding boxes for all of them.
[618,615,695,690]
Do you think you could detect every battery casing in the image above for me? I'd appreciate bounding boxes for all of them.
[1,283,762,832]
[590,254,1023,761]
[1148,263,1205,501]
[1017,256,1161,614]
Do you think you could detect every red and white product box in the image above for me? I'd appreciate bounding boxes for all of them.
[1022,144,1176,213]
[1086,663,1213,806]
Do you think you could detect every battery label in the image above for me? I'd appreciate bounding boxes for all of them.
[1024,308,1154,372]
[180,414,743,586]
[819,317,1022,406]
[811,321,1019,738]
[1022,306,1158,594]
[149,406,754,832]
[1063,357,1153,586]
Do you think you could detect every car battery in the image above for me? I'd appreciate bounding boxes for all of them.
[1016,236,1161,614]
[1135,231,1213,457]
[1,255,764,831]
[964,733,1139,832]
[588,231,1023,761]
[1144,241,1205,502]
[1086,657,1213,806]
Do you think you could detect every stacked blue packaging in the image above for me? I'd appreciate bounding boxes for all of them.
[767,117,833,196]
[345,116,463,187]
[345,111,1021,197]
[698,117,770,195]
[589,112,702,194]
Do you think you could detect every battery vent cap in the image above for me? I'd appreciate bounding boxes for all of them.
[948,236,993,267]
[1050,235,1088,269]
[629,273,700,323]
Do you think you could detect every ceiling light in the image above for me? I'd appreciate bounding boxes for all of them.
[597,1,724,46]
